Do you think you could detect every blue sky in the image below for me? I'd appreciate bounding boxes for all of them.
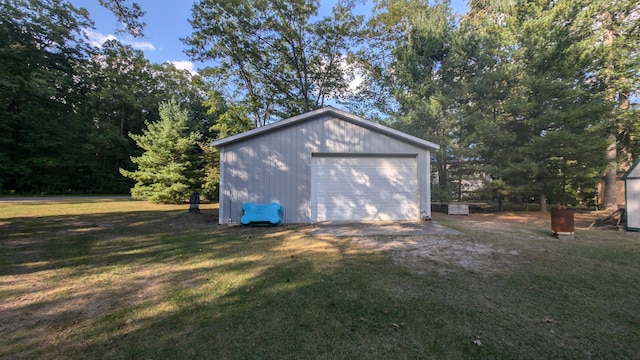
[71,0,469,74]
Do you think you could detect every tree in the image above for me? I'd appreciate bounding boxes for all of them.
[80,40,212,194]
[185,0,363,125]
[350,0,434,118]
[447,4,518,207]
[362,0,612,210]
[569,0,640,210]
[0,0,212,195]
[152,62,214,137]
[390,2,459,195]
[86,40,156,138]
[120,100,203,203]
[199,90,253,200]
[461,0,609,210]
[98,0,146,37]
[0,0,94,193]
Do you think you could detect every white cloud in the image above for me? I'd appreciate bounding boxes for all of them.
[337,54,364,93]
[170,60,198,76]
[348,70,365,92]
[128,41,156,52]
[83,29,155,52]
[84,30,117,48]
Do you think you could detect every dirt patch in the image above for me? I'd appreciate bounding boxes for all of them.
[313,221,461,236]
[348,234,519,274]
[337,212,602,274]
[445,210,597,228]
[313,221,512,273]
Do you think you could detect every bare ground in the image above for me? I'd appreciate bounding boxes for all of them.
[323,211,605,275]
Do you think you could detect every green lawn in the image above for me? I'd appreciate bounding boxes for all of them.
[1,199,639,359]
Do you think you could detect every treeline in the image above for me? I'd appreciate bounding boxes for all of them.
[1,0,639,209]
[349,0,639,210]
[0,0,213,195]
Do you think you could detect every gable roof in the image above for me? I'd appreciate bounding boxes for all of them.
[210,107,440,150]
[622,158,640,180]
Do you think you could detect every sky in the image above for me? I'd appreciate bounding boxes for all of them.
[71,0,469,75]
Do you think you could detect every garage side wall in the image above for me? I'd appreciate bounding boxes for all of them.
[625,179,640,230]
[218,114,431,224]
[624,161,640,231]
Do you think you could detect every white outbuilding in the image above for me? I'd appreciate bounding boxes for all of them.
[622,159,640,231]
[211,107,440,224]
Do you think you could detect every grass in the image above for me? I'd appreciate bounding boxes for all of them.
[1,199,640,359]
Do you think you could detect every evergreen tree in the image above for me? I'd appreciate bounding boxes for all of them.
[363,0,612,209]
[120,100,203,203]
[505,0,608,210]
[569,0,640,209]
[461,0,609,210]
[391,2,458,196]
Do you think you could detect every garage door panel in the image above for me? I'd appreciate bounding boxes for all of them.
[312,156,419,221]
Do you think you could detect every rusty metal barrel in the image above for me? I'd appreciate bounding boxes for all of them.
[551,207,574,237]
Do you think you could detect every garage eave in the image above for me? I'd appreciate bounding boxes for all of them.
[210,107,440,151]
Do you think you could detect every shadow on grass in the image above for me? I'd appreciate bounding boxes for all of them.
[2,207,640,359]
[69,239,429,359]
[1,210,219,274]
[1,205,456,358]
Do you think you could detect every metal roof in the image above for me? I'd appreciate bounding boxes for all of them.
[210,107,440,150]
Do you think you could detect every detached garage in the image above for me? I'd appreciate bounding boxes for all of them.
[211,107,440,224]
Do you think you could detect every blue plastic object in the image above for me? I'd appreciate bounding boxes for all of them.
[241,202,283,226]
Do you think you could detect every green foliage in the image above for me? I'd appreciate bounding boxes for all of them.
[361,0,621,209]
[199,142,219,201]
[430,184,452,203]
[2,0,638,206]
[204,90,254,139]
[120,100,203,203]
[185,0,363,125]
[0,0,211,195]
[98,0,146,37]
[473,0,610,207]
[199,91,254,200]
[0,0,95,193]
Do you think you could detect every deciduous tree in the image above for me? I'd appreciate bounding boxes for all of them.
[185,0,363,125]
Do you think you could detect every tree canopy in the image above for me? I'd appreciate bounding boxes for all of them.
[98,0,146,37]
[0,0,209,196]
[350,0,637,209]
[185,0,363,126]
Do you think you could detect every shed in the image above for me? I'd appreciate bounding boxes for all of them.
[622,159,640,231]
[211,107,440,224]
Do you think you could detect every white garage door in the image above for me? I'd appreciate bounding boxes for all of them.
[311,156,419,221]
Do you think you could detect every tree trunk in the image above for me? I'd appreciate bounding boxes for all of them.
[120,102,126,136]
[618,92,632,170]
[604,133,618,210]
[539,190,547,213]
[457,169,463,202]
[601,11,619,211]
[604,92,632,211]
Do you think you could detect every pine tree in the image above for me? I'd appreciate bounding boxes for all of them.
[120,99,203,203]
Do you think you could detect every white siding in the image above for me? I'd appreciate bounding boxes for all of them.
[623,159,640,231]
[218,113,432,224]
[311,156,418,221]
[626,179,640,230]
